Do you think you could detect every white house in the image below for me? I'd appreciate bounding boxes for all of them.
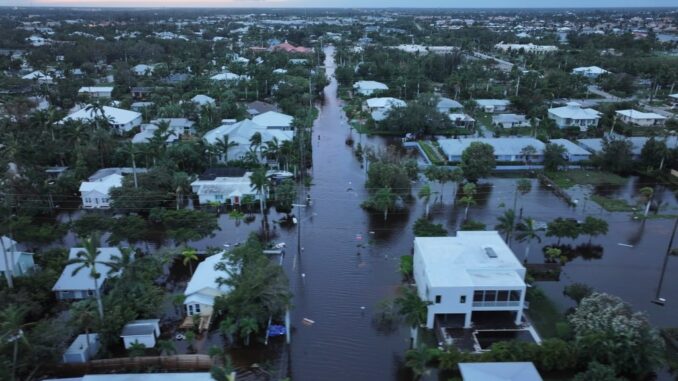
[669,93,678,107]
[184,253,233,317]
[413,231,527,329]
[78,87,114,99]
[132,64,155,76]
[363,97,407,121]
[203,119,293,162]
[79,173,123,209]
[615,109,666,127]
[571,66,610,78]
[63,333,100,364]
[492,114,530,129]
[438,137,545,163]
[22,70,53,84]
[190,171,259,206]
[211,72,250,82]
[448,113,476,128]
[191,94,215,106]
[353,80,389,96]
[459,362,543,381]
[132,118,194,144]
[549,139,592,162]
[494,42,558,54]
[474,99,510,113]
[120,319,160,349]
[0,236,35,278]
[437,97,464,114]
[548,102,601,131]
[252,111,294,130]
[52,247,122,300]
[61,105,142,133]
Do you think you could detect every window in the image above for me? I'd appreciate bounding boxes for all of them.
[188,305,194,315]
[460,295,466,304]
[484,290,497,302]
[473,291,483,302]
[435,295,441,304]
[498,290,509,302]
[195,304,201,314]
[510,290,521,301]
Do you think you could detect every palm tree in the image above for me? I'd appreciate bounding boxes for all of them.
[640,187,654,217]
[395,286,431,348]
[249,132,263,160]
[0,305,30,381]
[181,247,198,275]
[157,339,177,356]
[215,135,238,163]
[70,300,98,357]
[85,102,107,130]
[104,247,135,276]
[219,317,238,344]
[418,184,432,217]
[515,217,542,263]
[250,167,268,216]
[405,345,435,380]
[261,137,280,165]
[69,236,106,320]
[118,142,140,189]
[127,342,146,358]
[373,187,396,221]
[495,209,516,244]
[239,317,259,346]
[459,183,477,221]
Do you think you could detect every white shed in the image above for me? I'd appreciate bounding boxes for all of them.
[63,333,100,364]
[120,319,160,349]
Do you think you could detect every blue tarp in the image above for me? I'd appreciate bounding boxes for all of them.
[268,325,286,337]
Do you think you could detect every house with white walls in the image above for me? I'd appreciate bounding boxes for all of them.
[52,247,122,300]
[353,80,389,96]
[184,253,233,317]
[78,87,114,99]
[413,231,527,329]
[61,105,142,134]
[62,333,100,364]
[548,102,601,131]
[615,109,666,127]
[190,169,259,206]
[79,173,123,209]
[0,236,35,278]
[120,319,160,349]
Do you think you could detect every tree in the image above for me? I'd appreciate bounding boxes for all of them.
[580,216,609,243]
[569,292,664,378]
[181,247,198,275]
[238,317,259,346]
[495,209,516,244]
[214,135,238,163]
[127,342,146,358]
[639,187,654,217]
[459,183,477,221]
[543,143,567,172]
[460,142,495,182]
[395,286,431,348]
[640,137,668,171]
[70,300,98,358]
[412,217,447,237]
[69,235,108,320]
[546,218,580,245]
[596,137,634,174]
[0,305,29,381]
[157,339,177,356]
[418,184,432,217]
[249,167,268,216]
[563,283,593,305]
[404,345,437,380]
[515,217,542,263]
[572,362,625,381]
[274,179,296,216]
[149,208,219,246]
[372,187,396,220]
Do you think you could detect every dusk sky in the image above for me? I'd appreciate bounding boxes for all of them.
[2,0,677,8]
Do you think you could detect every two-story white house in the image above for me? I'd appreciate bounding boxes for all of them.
[79,173,123,209]
[413,231,527,329]
[548,102,601,131]
[190,170,259,206]
[615,109,666,127]
[184,253,233,317]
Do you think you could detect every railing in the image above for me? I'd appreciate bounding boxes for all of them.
[472,301,521,308]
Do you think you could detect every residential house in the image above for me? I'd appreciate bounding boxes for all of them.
[131,87,153,100]
[61,105,142,133]
[120,319,160,349]
[437,97,464,114]
[246,100,279,116]
[203,119,293,162]
[615,109,666,127]
[79,173,123,209]
[22,70,53,84]
[492,114,530,129]
[353,80,389,96]
[44,373,214,381]
[438,137,545,163]
[571,66,610,78]
[0,236,35,278]
[413,231,527,329]
[270,40,312,54]
[578,136,678,160]
[190,169,259,206]
[494,42,558,54]
[448,113,476,128]
[549,139,592,162]
[131,101,154,111]
[163,73,191,85]
[191,94,215,107]
[252,111,294,130]
[132,118,194,144]
[78,86,114,99]
[211,72,250,82]
[132,64,155,76]
[669,93,678,108]
[363,97,407,121]
[63,333,100,364]
[548,102,601,131]
[474,99,510,113]
[459,362,543,381]
[52,247,122,300]
[184,253,233,317]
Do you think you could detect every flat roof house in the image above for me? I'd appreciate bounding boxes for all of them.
[436,97,464,114]
[615,109,666,127]
[353,80,389,96]
[492,114,529,129]
[63,333,100,364]
[120,319,160,349]
[413,231,527,329]
[459,362,543,381]
[61,105,142,134]
[78,86,114,99]
[448,113,476,129]
[252,111,294,130]
[571,66,609,78]
[548,102,601,131]
[363,97,407,121]
[0,236,35,278]
[184,253,233,318]
[52,247,121,300]
[474,99,510,113]
[79,173,123,209]
[438,137,545,163]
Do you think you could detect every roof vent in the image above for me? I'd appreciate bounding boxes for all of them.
[484,247,498,259]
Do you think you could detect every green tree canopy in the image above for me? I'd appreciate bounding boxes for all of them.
[460,142,495,182]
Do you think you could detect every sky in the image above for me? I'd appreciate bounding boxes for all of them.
[1,0,677,7]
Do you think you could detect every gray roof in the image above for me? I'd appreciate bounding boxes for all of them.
[439,137,545,157]
[459,362,543,381]
[549,139,591,156]
[120,319,159,337]
[88,167,148,181]
[437,97,463,110]
[579,136,678,156]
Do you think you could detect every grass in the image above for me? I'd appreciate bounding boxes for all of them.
[545,170,627,189]
[418,141,446,165]
[590,194,636,212]
[526,287,567,339]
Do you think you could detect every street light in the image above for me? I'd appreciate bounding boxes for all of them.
[652,218,677,306]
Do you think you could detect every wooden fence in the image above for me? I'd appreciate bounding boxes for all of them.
[46,355,214,377]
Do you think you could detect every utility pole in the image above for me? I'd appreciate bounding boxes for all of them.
[652,218,677,306]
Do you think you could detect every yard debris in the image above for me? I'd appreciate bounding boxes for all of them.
[302,318,315,326]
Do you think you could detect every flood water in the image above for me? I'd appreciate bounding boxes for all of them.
[42,46,678,380]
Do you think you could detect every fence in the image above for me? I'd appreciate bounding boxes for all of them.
[47,355,214,377]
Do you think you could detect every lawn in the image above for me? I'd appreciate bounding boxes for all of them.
[590,194,636,212]
[526,287,567,339]
[419,141,446,165]
[545,170,627,189]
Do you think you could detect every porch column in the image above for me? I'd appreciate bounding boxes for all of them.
[464,312,472,328]
[515,289,526,325]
